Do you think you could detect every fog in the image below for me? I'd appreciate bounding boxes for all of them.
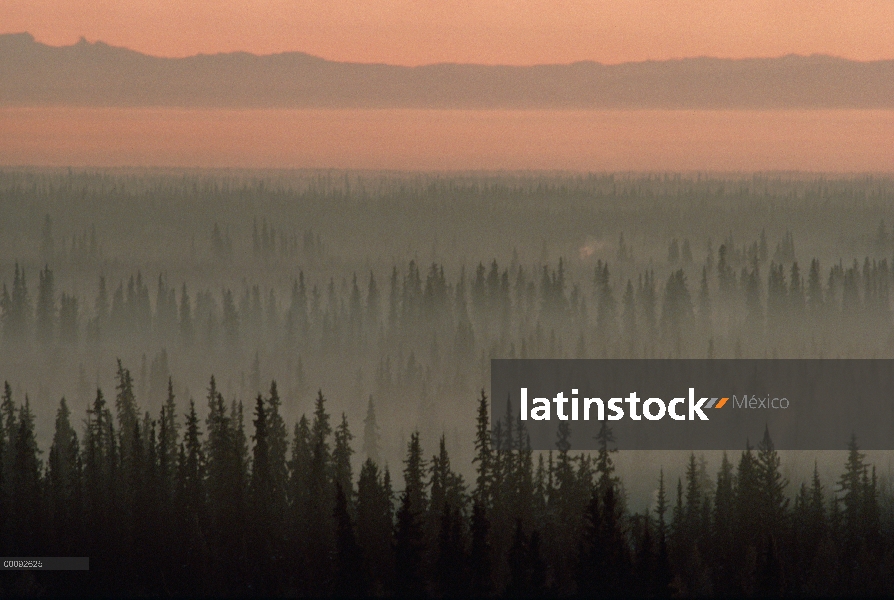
[1,169,893,510]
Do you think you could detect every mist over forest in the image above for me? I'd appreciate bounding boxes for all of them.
[3,169,894,470]
[1,169,894,595]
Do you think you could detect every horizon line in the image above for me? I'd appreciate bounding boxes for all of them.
[4,31,893,69]
[2,165,893,178]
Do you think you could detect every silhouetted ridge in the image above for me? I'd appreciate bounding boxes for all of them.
[1,32,893,108]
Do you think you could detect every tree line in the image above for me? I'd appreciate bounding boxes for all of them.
[5,239,894,359]
[0,364,890,597]
[6,231,894,468]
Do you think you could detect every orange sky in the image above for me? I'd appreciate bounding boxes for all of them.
[3,108,893,172]
[3,0,893,65]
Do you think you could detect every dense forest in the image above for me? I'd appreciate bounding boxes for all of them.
[1,169,894,595]
[0,376,890,596]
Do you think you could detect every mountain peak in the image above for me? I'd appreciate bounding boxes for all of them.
[0,32,36,46]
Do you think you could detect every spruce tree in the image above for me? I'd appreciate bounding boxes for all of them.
[362,395,381,464]
[265,380,288,520]
[403,432,428,519]
[115,360,139,461]
[356,458,395,595]
[469,501,493,597]
[505,518,530,597]
[334,482,365,596]
[333,413,355,504]
[47,398,84,556]
[757,427,788,537]
[174,400,208,595]
[434,502,466,598]
[394,487,425,597]
[712,452,735,593]
[36,264,55,346]
[158,378,179,502]
[472,390,493,508]
[654,470,672,597]
[248,394,279,593]
[10,398,43,554]
[734,441,760,548]
[595,422,618,498]
[0,382,17,500]
[305,390,334,594]
[838,433,866,548]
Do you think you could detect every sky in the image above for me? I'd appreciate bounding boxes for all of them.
[3,1,893,171]
[3,0,894,65]
[3,108,892,172]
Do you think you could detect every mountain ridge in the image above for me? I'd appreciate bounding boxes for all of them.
[2,32,892,109]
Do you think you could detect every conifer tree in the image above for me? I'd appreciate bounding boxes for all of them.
[472,390,493,508]
[362,395,381,464]
[757,427,788,537]
[394,487,425,597]
[84,387,117,561]
[654,469,672,597]
[683,453,702,543]
[180,283,193,346]
[10,398,43,554]
[403,432,428,519]
[265,380,289,519]
[48,398,81,554]
[333,413,355,503]
[174,400,208,595]
[356,458,394,595]
[807,258,824,314]
[622,279,637,353]
[115,360,139,461]
[204,378,247,592]
[158,378,179,501]
[248,394,280,593]
[366,271,380,332]
[734,441,760,548]
[0,382,17,499]
[807,462,826,546]
[305,390,335,594]
[578,480,629,597]
[838,433,865,548]
[469,500,493,597]
[36,264,55,346]
[334,481,365,597]
[2,263,31,341]
[595,422,618,497]
[288,414,312,515]
[712,452,735,592]
[553,420,579,537]
[506,518,530,597]
[434,501,466,598]
[249,394,273,511]
[428,435,466,545]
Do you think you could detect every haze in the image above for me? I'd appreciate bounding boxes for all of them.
[3,108,893,172]
[3,0,894,65]
[3,3,894,593]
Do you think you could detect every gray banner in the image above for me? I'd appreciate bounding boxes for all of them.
[490,359,894,451]
[0,557,89,570]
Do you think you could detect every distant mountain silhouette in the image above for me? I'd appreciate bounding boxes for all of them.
[2,32,893,109]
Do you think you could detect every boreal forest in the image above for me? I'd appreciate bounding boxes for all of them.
[0,169,893,596]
